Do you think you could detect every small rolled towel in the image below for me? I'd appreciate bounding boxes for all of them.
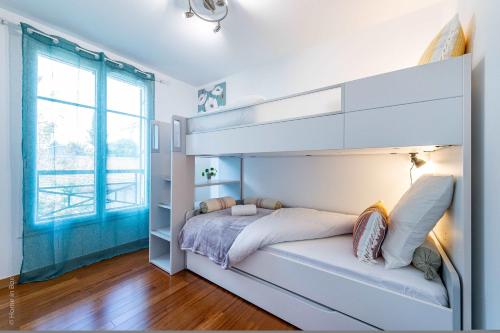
[412,236,442,280]
[244,197,283,210]
[231,204,257,216]
[200,196,236,214]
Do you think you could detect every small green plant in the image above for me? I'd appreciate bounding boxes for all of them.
[202,167,217,180]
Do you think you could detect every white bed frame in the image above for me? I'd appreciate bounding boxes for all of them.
[187,232,459,331]
[169,55,472,330]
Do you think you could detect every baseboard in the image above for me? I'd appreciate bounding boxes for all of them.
[0,275,19,289]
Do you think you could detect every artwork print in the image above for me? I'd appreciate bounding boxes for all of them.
[198,82,226,113]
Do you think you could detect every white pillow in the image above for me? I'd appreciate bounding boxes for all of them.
[231,204,257,216]
[382,175,454,269]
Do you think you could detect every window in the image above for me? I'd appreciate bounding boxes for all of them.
[35,54,149,224]
[106,76,148,211]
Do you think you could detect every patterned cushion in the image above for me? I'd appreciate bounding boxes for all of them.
[244,197,283,210]
[353,202,389,263]
[412,236,442,280]
[200,196,236,214]
[419,14,466,65]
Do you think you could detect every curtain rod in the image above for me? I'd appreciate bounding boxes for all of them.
[0,17,169,85]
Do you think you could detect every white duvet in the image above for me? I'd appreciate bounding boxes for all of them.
[227,207,358,266]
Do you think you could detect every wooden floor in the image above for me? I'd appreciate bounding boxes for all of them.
[0,250,295,330]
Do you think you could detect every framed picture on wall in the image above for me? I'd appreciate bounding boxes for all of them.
[198,81,226,113]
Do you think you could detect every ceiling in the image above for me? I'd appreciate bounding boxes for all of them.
[0,0,448,85]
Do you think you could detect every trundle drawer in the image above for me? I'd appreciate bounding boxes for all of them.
[187,252,377,331]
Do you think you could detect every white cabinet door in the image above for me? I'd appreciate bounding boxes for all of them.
[345,56,465,112]
[345,97,463,149]
[187,113,344,155]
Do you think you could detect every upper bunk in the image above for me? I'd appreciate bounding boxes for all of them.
[184,55,471,157]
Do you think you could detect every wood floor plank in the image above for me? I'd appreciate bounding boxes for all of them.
[151,285,238,330]
[25,268,165,330]
[66,271,195,330]
[113,277,218,330]
[0,249,296,330]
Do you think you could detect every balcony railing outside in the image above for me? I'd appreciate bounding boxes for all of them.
[37,169,145,222]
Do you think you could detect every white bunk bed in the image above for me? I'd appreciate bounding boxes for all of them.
[169,55,471,331]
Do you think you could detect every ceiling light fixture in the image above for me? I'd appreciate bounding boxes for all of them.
[185,0,229,33]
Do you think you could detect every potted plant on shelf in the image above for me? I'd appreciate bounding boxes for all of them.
[202,167,217,182]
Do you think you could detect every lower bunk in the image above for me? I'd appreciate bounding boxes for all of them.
[185,233,460,331]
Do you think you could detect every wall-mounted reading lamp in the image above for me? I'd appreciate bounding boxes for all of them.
[410,153,427,168]
[409,153,427,184]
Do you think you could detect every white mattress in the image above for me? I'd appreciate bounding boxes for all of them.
[261,235,448,307]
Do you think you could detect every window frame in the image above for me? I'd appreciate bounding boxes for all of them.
[34,53,99,225]
[29,50,150,228]
[104,72,150,216]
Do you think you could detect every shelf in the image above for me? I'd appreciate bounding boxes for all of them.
[150,254,171,272]
[195,179,240,188]
[151,227,171,241]
[158,202,171,209]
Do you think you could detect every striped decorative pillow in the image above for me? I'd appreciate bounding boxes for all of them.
[419,14,466,65]
[244,197,283,210]
[200,196,236,214]
[353,202,389,263]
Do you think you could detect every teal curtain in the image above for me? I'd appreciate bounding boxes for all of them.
[20,23,154,283]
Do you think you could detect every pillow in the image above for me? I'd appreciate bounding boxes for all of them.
[200,196,236,214]
[419,14,466,65]
[412,236,442,280]
[382,175,454,269]
[185,208,202,221]
[353,201,389,263]
[231,204,257,216]
[244,197,283,210]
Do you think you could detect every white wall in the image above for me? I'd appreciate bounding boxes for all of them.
[455,0,500,329]
[0,7,197,280]
[0,19,16,283]
[155,79,195,123]
[244,155,413,215]
[199,1,456,103]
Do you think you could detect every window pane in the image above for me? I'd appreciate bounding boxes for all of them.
[36,99,96,222]
[106,171,146,210]
[106,112,145,170]
[37,54,96,107]
[107,76,143,116]
[38,172,95,221]
[106,112,147,211]
[37,99,95,170]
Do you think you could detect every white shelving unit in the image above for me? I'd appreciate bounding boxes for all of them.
[149,120,173,273]
[150,117,197,275]
[151,227,172,241]
[170,116,195,274]
[150,251,171,272]
[194,156,243,206]
[195,179,240,188]
[158,202,172,209]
